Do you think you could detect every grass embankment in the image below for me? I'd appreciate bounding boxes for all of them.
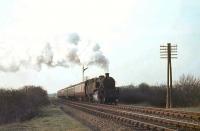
[0,105,89,131]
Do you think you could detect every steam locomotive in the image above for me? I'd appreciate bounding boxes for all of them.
[57,73,119,104]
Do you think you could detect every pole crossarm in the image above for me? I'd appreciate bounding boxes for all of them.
[160,53,177,55]
[160,51,177,53]
[160,57,178,59]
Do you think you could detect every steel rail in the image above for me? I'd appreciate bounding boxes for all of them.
[68,101,200,130]
[64,102,175,131]
[116,104,200,121]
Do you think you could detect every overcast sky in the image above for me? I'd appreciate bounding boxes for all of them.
[0,0,200,93]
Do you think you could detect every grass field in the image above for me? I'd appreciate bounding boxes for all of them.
[0,105,90,131]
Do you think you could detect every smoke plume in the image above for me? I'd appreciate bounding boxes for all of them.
[0,33,109,72]
[36,43,53,68]
[88,43,109,70]
[68,33,80,45]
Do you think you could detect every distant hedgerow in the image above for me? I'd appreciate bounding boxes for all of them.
[0,86,49,124]
[119,74,200,107]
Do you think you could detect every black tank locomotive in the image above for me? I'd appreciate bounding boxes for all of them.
[57,73,119,104]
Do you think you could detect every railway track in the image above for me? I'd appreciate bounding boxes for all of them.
[62,100,200,131]
[116,104,200,122]
[92,103,200,124]
[64,101,174,131]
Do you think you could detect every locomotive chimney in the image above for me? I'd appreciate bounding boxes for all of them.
[105,73,109,78]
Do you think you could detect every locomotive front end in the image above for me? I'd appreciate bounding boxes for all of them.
[101,73,119,104]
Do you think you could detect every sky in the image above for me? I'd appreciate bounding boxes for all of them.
[0,0,200,93]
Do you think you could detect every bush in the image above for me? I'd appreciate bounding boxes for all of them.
[119,84,166,107]
[119,74,200,107]
[0,86,49,124]
[173,74,200,107]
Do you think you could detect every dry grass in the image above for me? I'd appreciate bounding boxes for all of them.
[0,105,89,131]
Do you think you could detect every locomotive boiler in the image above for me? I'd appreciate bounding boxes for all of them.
[57,73,119,104]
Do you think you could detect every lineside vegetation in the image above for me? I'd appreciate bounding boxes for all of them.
[119,74,200,107]
[0,86,49,124]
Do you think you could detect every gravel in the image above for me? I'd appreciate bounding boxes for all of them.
[60,104,140,131]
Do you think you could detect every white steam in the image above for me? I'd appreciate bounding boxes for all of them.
[0,33,109,72]
[88,43,109,69]
[67,33,80,45]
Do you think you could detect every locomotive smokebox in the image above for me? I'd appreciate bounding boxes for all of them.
[105,73,109,78]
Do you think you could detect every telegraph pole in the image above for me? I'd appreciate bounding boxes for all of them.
[160,43,177,108]
[82,65,88,81]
